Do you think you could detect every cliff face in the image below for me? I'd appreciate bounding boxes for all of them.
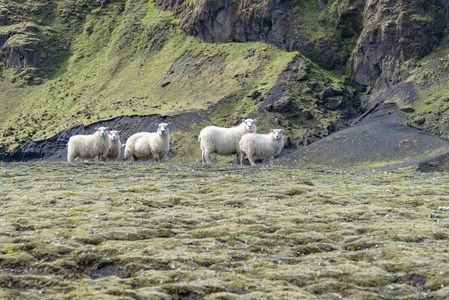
[156,0,449,97]
[155,0,363,71]
[3,0,447,97]
[349,0,448,98]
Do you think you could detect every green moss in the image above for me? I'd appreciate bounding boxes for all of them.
[1,163,449,298]
[292,0,329,42]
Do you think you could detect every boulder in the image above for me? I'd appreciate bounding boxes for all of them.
[303,110,313,120]
[318,87,344,100]
[325,99,342,110]
[273,96,292,113]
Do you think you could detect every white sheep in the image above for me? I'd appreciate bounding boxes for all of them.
[123,123,171,162]
[239,129,284,166]
[67,127,111,163]
[198,119,257,164]
[102,130,121,161]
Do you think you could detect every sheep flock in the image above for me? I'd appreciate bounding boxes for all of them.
[67,119,285,166]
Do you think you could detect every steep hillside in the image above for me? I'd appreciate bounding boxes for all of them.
[0,0,358,163]
[1,0,449,168]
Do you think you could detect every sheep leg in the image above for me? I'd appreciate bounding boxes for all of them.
[269,156,274,167]
[203,151,211,164]
[239,152,244,166]
[247,155,256,167]
[201,150,207,164]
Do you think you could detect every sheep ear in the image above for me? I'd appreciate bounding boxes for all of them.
[108,131,111,134]
[253,119,257,123]
[156,123,159,127]
[270,129,274,132]
[242,119,245,123]
[280,129,284,132]
[117,131,120,133]
[167,122,171,126]
[95,127,99,130]
[105,127,109,130]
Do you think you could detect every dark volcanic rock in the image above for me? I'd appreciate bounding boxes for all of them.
[318,87,344,100]
[0,8,10,26]
[273,96,292,113]
[296,70,308,81]
[316,0,328,12]
[250,90,261,99]
[400,107,415,113]
[156,0,448,97]
[0,25,47,70]
[325,99,342,110]
[303,110,313,120]
[279,104,449,170]
[349,0,448,98]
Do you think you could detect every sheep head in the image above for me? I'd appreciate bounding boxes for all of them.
[95,127,109,137]
[108,131,121,140]
[156,123,171,135]
[242,119,256,131]
[270,129,284,140]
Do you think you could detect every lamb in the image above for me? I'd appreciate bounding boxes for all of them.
[198,119,256,164]
[67,127,111,163]
[239,129,284,166]
[123,123,171,162]
[101,130,121,161]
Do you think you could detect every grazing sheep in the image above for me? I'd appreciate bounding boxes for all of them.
[67,127,111,163]
[102,130,121,161]
[123,123,171,162]
[198,119,257,164]
[239,129,284,166]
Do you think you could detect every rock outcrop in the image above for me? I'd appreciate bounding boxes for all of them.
[156,0,449,98]
[349,0,448,98]
[155,0,365,71]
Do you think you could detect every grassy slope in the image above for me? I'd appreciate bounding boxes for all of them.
[1,162,449,299]
[0,0,295,153]
[0,0,360,167]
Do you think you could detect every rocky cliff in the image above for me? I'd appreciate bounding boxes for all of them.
[349,0,448,98]
[156,0,449,97]
[155,0,361,71]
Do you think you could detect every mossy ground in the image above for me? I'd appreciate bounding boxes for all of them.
[1,162,449,299]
